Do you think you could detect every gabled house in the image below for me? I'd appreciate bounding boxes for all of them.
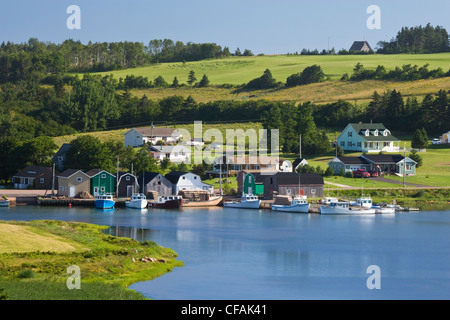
[263,172,324,200]
[12,166,58,190]
[440,131,450,144]
[165,171,214,195]
[349,41,372,52]
[138,172,173,197]
[236,171,265,196]
[327,154,417,176]
[52,144,72,171]
[124,127,182,148]
[292,158,309,172]
[327,156,371,175]
[57,169,90,197]
[86,169,116,197]
[210,155,280,176]
[337,123,400,153]
[361,154,417,176]
[147,145,191,164]
[117,172,139,198]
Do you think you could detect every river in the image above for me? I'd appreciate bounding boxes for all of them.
[1,205,449,300]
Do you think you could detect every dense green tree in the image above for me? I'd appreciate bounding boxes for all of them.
[197,74,210,87]
[64,135,114,172]
[187,70,197,86]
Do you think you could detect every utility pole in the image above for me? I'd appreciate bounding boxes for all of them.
[116,158,119,197]
[51,163,55,196]
[403,142,406,187]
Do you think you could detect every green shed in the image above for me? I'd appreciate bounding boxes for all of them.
[243,173,264,196]
[86,169,116,197]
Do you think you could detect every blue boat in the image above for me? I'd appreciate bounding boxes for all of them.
[95,194,115,209]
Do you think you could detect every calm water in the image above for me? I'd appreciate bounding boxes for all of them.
[1,205,449,300]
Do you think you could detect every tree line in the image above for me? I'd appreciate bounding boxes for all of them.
[0,38,252,84]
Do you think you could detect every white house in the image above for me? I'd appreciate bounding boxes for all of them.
[165,171,214,195]
[124,127,182,148]
[440,131,450,144]
[337,123,400,153]
[147,145,191,164]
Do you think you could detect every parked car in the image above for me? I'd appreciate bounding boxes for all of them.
[352,169,370,178]
[367,170,379,177]
[432,138,442,145]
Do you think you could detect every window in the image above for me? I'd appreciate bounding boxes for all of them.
[40,178,44,183]
[101,174,106,179]
[406,164,412,171]
[365,130,370,136]
[341,141,345,147]
[194,176,197,179]
[100,187,105,192]
[384,142,389,147]
[348,131,352,137]
[286,189,291,195]
[58,156,63,161]
[374,130,378,136]
[347,141,352,147]
[126,176,130,181]
[357,142,362,147]
[253,165,260,170]
[76,177,82,182]
[311,189,316,194]
[182,177,186,179]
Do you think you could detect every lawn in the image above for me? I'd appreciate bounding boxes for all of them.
[96,53,450,85]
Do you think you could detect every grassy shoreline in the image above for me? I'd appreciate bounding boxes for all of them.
[0,220,183,300]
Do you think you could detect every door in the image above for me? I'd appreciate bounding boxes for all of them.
[94,187,99,196]
[127,185,134,197]
[69,186,76,198]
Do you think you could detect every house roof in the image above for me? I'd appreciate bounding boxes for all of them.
[349,41,372,51]
[346,123,400,142]
[361,154,416,164]
[85,169,115,178]
[138,172,164,185]
[240,171,272,183]
[292,158,308,168]
[165,171,188,184]
[58,169,89,178]
[330,156,370,165]
[126,127,179,138]
[117,172,139,185]
[13,166,54,178]
[274,172,324,186]
[148,145,191,154]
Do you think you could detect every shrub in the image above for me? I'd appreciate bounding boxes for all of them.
[17,269,35,279]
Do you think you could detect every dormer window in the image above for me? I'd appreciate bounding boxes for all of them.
[383,130,389,136]
[365,129,370,136]
[374,129,378,136]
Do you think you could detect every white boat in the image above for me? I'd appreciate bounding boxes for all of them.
[223,194,261,209]
[320,201,376,215]
[271,196,310,213]
[321,197,339,205]
[373,206,396,214]
[351,196,373,208]
[125,193,148,209]
[0,199,9,207]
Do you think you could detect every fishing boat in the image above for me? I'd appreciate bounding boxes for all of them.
[372,205,396,214]
[271,196,310,213]
[182,196,223,207]
[125,193,148,209]
[148,195,183,209]
[0,199,9,207]
[351,196,373,208]
[223,194,261,209]
[95,194,115,209]
[320,201,376,215]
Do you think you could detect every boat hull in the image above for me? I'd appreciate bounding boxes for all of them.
[0,200,10,207]
[223,200,261,209]
[95,199,115,209]
[320,206,375,215]
[125,199,148,209]
[182,196,223,207]
[272,203,310,213]
[148,198,183,209]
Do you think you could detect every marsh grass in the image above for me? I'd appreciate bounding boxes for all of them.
[0,220,182,300]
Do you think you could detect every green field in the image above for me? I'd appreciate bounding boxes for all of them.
[96,53,450,85]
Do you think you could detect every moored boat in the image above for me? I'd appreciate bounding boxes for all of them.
[125,193,148,209]
[148,195,183,209]
[351,196,373,208]
[0,199,10,207]
[223,194,261,209]
[320,201,376,215]
[271,196,310,213]
[182,196,223,207]
[95,194,115,209]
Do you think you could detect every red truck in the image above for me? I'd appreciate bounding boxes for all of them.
[352,169,371,178]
